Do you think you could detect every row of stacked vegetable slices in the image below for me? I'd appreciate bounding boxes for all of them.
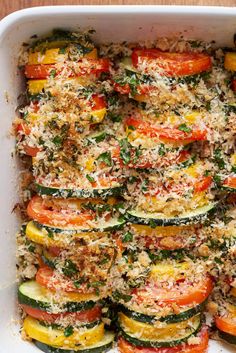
[15,29,236,353]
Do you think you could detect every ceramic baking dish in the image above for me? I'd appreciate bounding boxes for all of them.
[0,5,236,353]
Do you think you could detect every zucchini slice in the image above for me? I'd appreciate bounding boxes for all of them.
[35,183,125,199]
[222,185,236,192]
[34,331,115,353]
[41,249,56,269]
[25,221,121,247]
[33,218,125,234]
[119,300,206,324]
[126,203,216,226]
[218,330,236,345]
[18,281,100,313]
[119,314,202,348]
[23,316,104,348]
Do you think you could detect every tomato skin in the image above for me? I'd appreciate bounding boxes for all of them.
[36,266,94,293]
[125,117,207,143]
[27,195,94,227]
[25,59,110,79]
[21,304,101,323]
[16,122,31,135]
[215,315,236,336]
[118,327,209,353]
[133,276,213,307]
[16,122,41,156]
[132,48,212,77]
[114,82,154,96]
[25,64,55,79]
[114,82,131,94]
[90,95,106,110]
[194,176,212,193]
[223,175,236,189]
[23,145,40,157]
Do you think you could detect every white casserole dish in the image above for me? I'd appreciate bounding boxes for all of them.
[0,5,236,353]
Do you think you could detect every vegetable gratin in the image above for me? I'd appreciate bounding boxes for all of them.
[14,29,236,353]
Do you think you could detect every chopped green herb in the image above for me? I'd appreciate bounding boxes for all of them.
[59,47,66,54]
[213,148,225,169]
[50,69,56,78]
[86,174,95,183]
[64,326,74,337]
[178,124,192,133]
[119,138,131,165]
[122,232,133,243]
[158,143,166,156]
[107,112,122,123]
[149,219,157,229]
[141,179,149,192]
[52,135,63,147]
[96,151,112,167]
[62,260,78,278]
[47,230,54,239]
[112,290,132,303]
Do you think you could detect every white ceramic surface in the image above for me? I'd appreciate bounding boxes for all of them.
[0,5,236,352]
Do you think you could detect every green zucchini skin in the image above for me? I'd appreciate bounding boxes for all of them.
[33,219,125,234]
[221,185,236,192]
[35,339,113,353]
[18,289,97,313]
[35,183,125,199]
[41,252,56,269]
[119,300,206,324]
[126,204,216,226]
[118,318,202,348]
[218,330,236,345]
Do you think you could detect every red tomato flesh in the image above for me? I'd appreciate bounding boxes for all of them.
[125,117,207,143]
[90,94,106,111]
[133,276,213,307]
[194,176,212,193]
[132,49,212,77]
[215,315,236,336]
[223,176,236,189]
[21,304,101,323]
[25,59,110,79]
[36,266,94,293]
[27,195,94,227]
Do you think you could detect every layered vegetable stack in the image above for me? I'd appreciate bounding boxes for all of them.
[15,30,236,353]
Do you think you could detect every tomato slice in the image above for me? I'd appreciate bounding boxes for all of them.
[194,176,212,193]
[23,145,40,157]
[125,117,207,143]
[118,326,209,353]
[114,82,131,95]
[232,79,236,92]
[215,315,236,336]
[133,276,213,307]
[16,122,31,135]
[90,95,106,111]
[21,304,101,323]
[25,59,110,79]
[16,122,41,157]
[25,64,56,79]
[36,266,93,293]
[132,49,212,77]
[223,175,236,189]
[27,195,94,227]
